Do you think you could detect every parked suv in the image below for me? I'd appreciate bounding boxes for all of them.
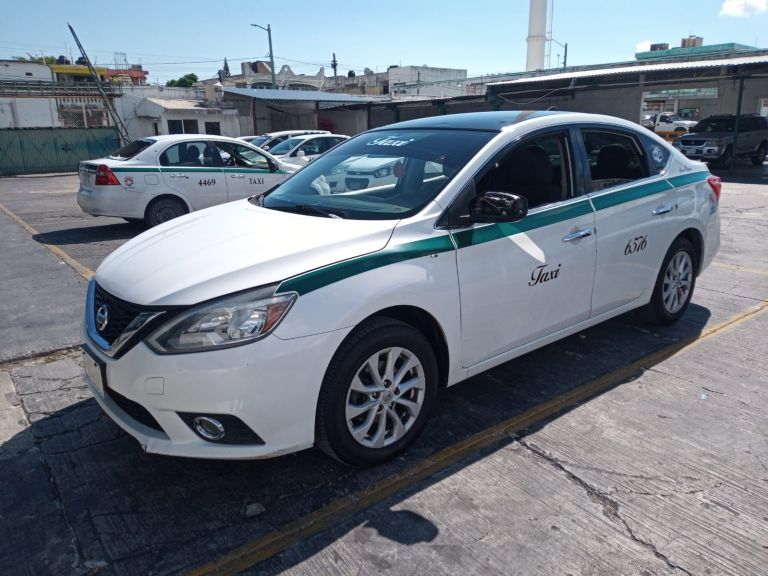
[673,114,768,166]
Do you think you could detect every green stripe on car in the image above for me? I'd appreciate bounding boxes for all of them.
[278,173,710,296]
[278,235,455,295]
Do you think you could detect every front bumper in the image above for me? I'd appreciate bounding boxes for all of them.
[677,146,723,161]
[82,325,352,459]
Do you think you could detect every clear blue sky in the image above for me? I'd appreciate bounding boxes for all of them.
[1,0,767,84]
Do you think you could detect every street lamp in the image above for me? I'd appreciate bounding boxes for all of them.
[549,37,568,68]
[251,23,276,89]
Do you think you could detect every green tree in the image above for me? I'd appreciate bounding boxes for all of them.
[12,55,58,64]
[165,73,199,88]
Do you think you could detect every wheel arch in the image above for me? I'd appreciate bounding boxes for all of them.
[360,306,450,389]
[144,194,191,219]
[676,227,704,276]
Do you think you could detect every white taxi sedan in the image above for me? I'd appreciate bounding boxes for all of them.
[77,134,300,227]
[266,133,349,165]
[81,111,720,467]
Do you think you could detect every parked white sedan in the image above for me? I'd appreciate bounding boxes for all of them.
[267,133,349,165]
[82,111,720,467]
[77,134,300,227]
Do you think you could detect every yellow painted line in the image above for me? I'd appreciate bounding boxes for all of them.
[188,299,768,576]
[711,261,768,278]
[0,201,93,281]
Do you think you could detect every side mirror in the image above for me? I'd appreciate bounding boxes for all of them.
[470,191,528,223]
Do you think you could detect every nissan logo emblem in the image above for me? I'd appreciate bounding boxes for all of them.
[96,304,110,332]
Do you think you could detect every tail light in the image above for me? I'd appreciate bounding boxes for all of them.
[706,175,721,202]
[95,164,120,186]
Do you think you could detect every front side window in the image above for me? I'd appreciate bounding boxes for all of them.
[581,130,649,192]
[211,142,271,170]
[476,132,570,209]
[260,129,495,220]
[159,142,216,167]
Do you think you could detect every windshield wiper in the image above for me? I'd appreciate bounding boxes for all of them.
[272,203,345,219]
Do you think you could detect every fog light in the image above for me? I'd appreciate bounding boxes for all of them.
[193,416,225,440]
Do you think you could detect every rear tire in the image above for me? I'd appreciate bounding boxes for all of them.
[315,317,438,467]
[643,237,697,325]
[751,143,767,166]
[144,197,187,228]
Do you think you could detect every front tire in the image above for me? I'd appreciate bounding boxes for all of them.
[644,237,697,325]
[144,197,187,228]
[315,317,438,467]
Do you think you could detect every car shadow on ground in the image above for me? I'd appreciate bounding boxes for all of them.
[0,304,711,576]
[32,222,144,246]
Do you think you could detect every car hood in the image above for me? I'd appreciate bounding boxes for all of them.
[95,201,397,306]
[679,131,731,140]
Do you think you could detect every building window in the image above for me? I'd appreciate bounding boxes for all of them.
[183,119,199,134]
[168,120,183,134]
[153,122,160,136]
[205,121,221,135]
[168,119,199,134]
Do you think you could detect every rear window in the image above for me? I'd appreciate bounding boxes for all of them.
[109,139,153,160]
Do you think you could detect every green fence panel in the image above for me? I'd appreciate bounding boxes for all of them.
[0,127,121,175]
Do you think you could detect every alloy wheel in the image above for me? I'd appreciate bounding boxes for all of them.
[662,251,693,314]
[345,347,425,449]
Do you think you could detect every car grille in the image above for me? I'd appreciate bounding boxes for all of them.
[93,284,147,346]
[682,139,706,147]
[345,177,370,190]
[105,386,165,433]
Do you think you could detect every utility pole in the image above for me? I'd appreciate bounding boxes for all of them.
[331,53,338,88]
[251,24,276,89]
[67,23,130,143]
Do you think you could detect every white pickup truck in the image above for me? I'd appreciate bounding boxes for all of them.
[642,113,697,133]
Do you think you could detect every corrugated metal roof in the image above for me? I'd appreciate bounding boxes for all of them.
[489,54,768,87]
[223,87,379,103]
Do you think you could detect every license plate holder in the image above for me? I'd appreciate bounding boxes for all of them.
[82,345,106,396]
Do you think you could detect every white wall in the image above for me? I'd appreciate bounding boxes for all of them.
[0,97,59,128]
[388,66,467,98]
[0,61,53,81]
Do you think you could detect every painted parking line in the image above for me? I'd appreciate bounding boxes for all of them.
[187,298,768,576]
[0,201,93,281]
[711,261,768,278]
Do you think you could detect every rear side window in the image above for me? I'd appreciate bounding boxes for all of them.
[109,139,153,160]
[640,135,670,174]
[581,130,650,192]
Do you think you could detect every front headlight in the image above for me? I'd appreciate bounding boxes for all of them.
[145,286,296,354]
[373,166,392,178]
[704,140,721,147]
[672,140,683,148]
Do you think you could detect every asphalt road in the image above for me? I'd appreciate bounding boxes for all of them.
[0,167,766,576]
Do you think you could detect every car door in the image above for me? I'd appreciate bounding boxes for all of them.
[158,141,226,210]
[452,129,597,368]
[577,127,681,317]
[209,140,287,201]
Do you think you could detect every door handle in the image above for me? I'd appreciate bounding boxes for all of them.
[230,174,245,179]
[562,228,593,242]
[652,203,675,216]
[177,174,189,179]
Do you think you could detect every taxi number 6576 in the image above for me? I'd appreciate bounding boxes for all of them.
[624,235,648,255]
[198,178,216,186]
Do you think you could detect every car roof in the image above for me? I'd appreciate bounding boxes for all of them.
[281,133,348,143]
[373,111,571,132]
[142,134,248,144]
[264,129,330,137]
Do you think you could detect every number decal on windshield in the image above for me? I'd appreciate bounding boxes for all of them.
[198,178,216,187]
[624,235,648,255]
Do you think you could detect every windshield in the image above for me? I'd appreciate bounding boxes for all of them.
[269,137,305,155]
[259,129,495,220]
[246,136,269,148]
[109,139,153,160]
[692,118,734,133]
